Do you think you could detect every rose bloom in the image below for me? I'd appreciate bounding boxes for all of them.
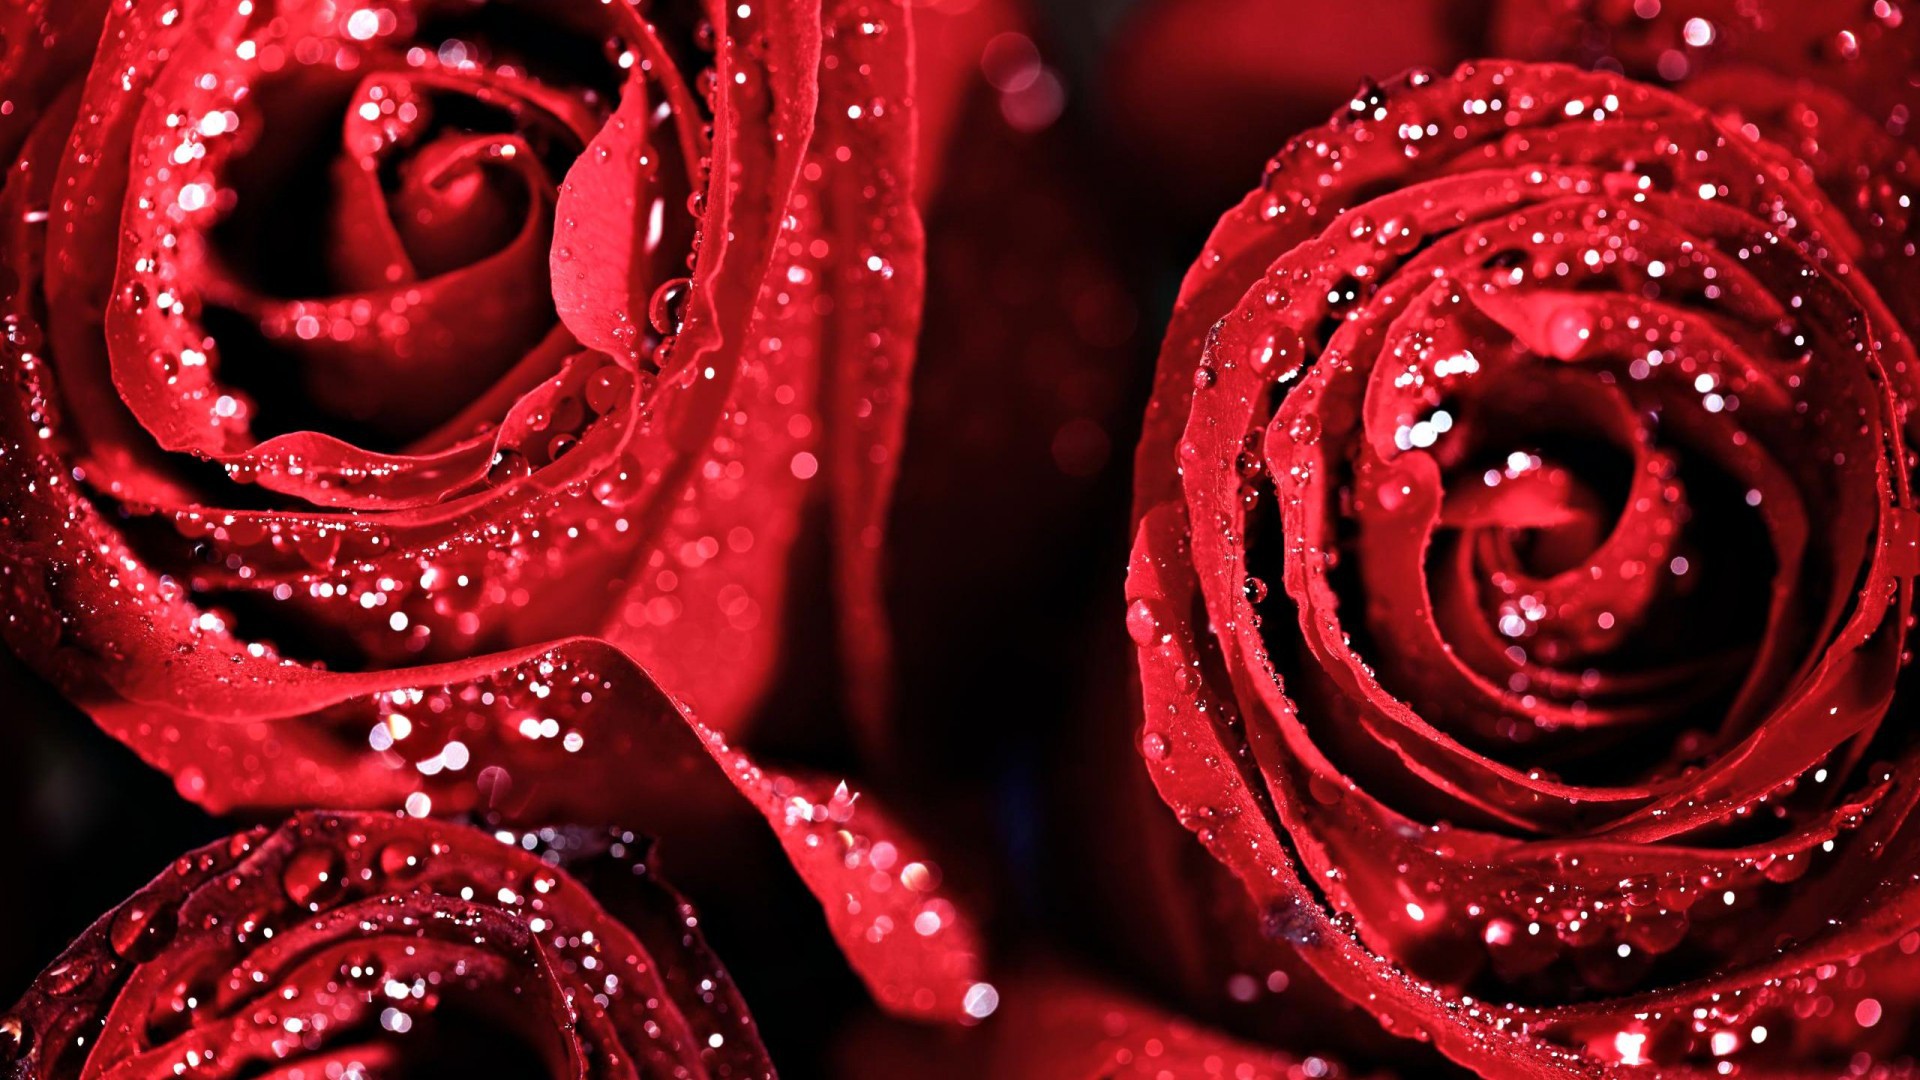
[3,813,774,1078]
[1126,57,1920,1076]
[0,0,986,1026]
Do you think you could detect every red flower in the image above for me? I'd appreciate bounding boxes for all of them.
[1128,60,1920,1074]
[1,812,773,1078]
[0,0,983,1022]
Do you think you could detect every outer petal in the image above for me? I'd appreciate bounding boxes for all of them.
[817,0,924,757]
[1100,0,1486,220]
[979,972,1344,1080]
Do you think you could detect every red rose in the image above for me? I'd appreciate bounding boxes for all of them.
[1128,60,1920,1074]
[0,0,985,1023]
[1,812,773,1078]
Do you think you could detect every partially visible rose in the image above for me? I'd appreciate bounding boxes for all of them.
[1100,0,1487,220]
[1,812,771,1078]
[0,0,983,1022]
[1128,60,1920,1075]
[1491,0,1919,137]
[1493,0,1920,368]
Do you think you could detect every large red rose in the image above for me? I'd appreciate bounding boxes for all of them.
[1,812,772,1078]
[1128,60,1920,1075]
[0,0,984,1022]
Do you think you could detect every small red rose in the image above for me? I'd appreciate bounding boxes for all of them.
[1,812,771,1078]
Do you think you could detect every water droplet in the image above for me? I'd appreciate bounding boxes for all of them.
[585,364,634,414]
[591,453,645,508]
[1623,907,1690,954]
[39,957,95,995]
[1261,898,1321,947]
[1286,412,1320,444]
[1125,598,1165,646]
[145,960,224,1043]
[1544,306,1594,360]
[1346,76,1386,119]
[1376,214,1421,255]
[961,982,999,1019]
[487,449,531,486]
[648,277,692,336]
[378,840,428,880]
[1248,330,1280,372]
[0,1015,27,1063]
[110,900,178,961]
[1760,852,1809,883]
[281,847,345,909]
[1140,730,1170,760]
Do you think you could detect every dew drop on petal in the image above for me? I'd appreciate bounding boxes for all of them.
[281,847,345,909]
